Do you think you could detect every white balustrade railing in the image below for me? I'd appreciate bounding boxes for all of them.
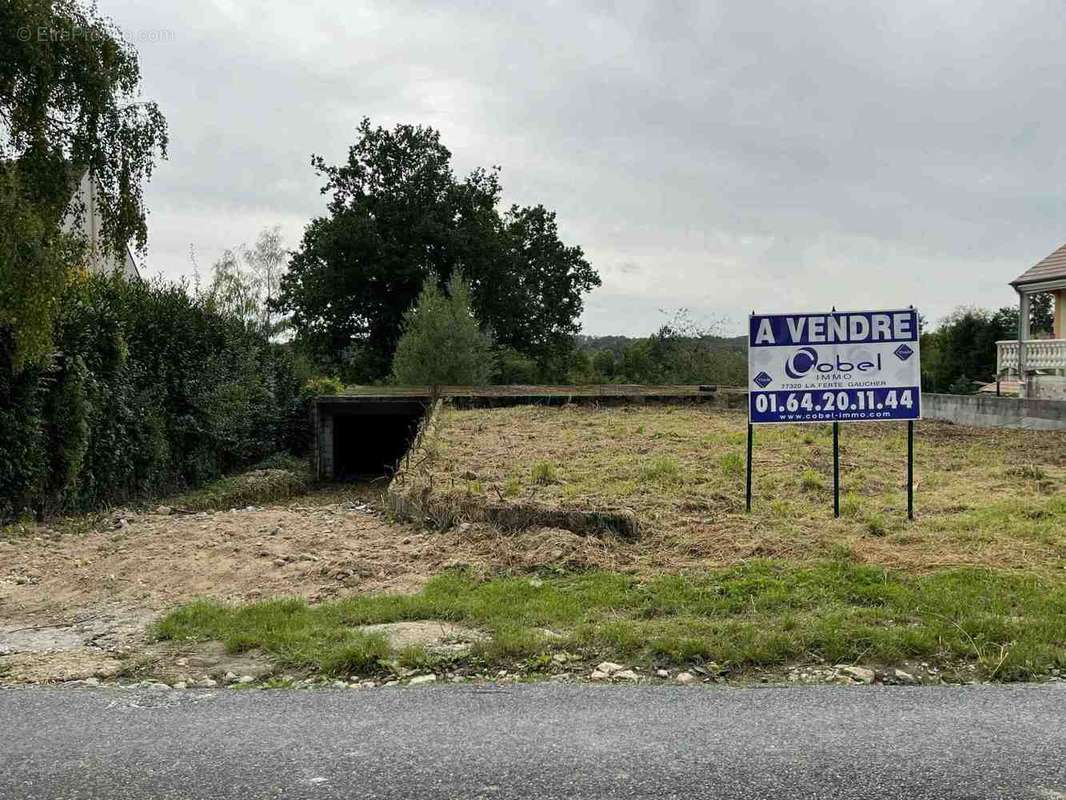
[997,339,1066,373]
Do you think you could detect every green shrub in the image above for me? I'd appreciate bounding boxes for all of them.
[390,273,494,386]
[946,375,978,396]
[301,375,344,398]
[0,274,305,520]
[0,329,47,517]
[493,347,540,384]
[41,353,91,514]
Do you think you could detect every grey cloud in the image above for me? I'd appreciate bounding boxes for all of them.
[106,0,1066,334]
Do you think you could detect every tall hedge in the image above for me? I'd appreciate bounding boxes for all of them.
[0,274,305,520]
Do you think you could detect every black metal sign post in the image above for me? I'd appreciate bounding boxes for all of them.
[745,422,753,513]
[746,419,917,519]
[832,422,841,518]
[907,420,914,521]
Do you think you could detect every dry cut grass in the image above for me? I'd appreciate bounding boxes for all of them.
[392,404,1066,573]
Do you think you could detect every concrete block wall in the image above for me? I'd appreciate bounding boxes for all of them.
[317,412,334,480]
[923,393,1066,430]
[1030,375,1066,401]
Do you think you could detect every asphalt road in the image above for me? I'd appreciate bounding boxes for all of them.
[3,683,1065,799]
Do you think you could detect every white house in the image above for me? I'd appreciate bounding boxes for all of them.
[60,169,141,280]
[997,243,1066,399]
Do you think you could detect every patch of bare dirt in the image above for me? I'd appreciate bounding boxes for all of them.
[0,606,158,685]
[0,503,643,624]
[1,502,416,621]
[0,648,124,683]
[138,641,276,685]
[0,494,644,683]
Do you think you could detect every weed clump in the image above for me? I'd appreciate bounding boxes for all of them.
[865,512,889,537]
[840,493,860,518]
[319,635,391,674]
[1004,464,1047,481]
[718,452,744,479]
[167,467,309,512]
[800,468,824,492]
[640,456,683,486]
[531,461,559,485]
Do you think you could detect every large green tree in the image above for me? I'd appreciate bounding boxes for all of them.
[0,0,167,366]
[276,119,599,381]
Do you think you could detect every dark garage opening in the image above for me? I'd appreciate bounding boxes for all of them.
[331,406,426,480]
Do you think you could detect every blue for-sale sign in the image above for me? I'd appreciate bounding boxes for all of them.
[748,309,921,424]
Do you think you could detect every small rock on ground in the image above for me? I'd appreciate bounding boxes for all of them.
[839,666,876,684]
[892,669,917,685]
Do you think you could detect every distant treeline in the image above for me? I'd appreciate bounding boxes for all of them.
[567,330,747,386]
[921,300,1050,394]
[567,297,1049,395]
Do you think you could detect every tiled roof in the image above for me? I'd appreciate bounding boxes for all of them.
[1012,243,1066,287]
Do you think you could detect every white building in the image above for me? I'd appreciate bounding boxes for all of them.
[998,243,1066,399]
[60,170,141,280]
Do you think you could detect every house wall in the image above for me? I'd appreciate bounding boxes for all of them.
[1056,290,1065,339]
[923,392,1066,430]
[61,171,140,279]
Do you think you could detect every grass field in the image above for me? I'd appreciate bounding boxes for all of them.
[156,559,1066,682]
[393,405,1066,572]
[153,405,1066,685]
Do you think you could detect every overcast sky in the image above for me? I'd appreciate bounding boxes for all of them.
[105,0,1066,336]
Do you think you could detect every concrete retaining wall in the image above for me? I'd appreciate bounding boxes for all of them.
[1030,375,1066,401]
[923,393,1066,430]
